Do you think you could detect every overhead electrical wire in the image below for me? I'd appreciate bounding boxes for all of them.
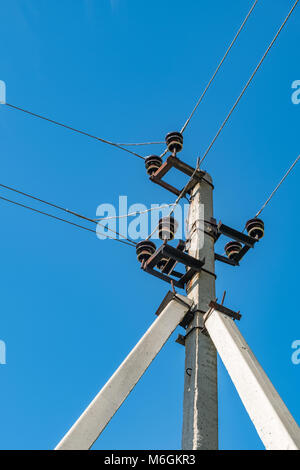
[0,195,135,247]
[255,154,300,218]
[4,103,146,161]
[117,141,164,147]
[0,182,137,246]
[199,0,299,166]
[180,0,258,135]
[159,0,258,159]
[4,0,258,163]
[2,3,298,250]
[235,154,300,239]
[95,203,176,222]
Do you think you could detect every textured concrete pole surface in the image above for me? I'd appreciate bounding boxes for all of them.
[205,309,300,450]
[56,294,193,450]
[182,176,218,450]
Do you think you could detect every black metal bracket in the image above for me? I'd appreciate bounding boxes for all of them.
[142,240,205,289]
[155,291,194,329]
[175,300,241,346]
[215,221,259,266]
[175,334,186,346]
[150,155,210,197]
[208,300,241,321]
[215,253,238,266]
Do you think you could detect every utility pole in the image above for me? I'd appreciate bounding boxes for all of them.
[54,148,300,450]
[182,174,218,450]
[52,130,300,451]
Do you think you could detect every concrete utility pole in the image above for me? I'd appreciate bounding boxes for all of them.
[182,175,218,450]
[205,307,300,450]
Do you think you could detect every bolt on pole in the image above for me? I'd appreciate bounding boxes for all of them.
[182,175,218,450]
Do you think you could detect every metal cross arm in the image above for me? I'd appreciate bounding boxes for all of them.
[203,307,300,450]
[150,155,207,197]
[214,221,262,266]
[142,241,206,289]
[55,293,193,450]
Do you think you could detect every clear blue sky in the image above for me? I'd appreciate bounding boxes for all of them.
[0,0,299,450]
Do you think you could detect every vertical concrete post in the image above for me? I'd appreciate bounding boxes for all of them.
[182,175,218,450]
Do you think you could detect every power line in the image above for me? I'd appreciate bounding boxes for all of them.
[0,195,135,247]
[0,182,137,245]
[199,0,299,166]
[180,0,258,134]
[237,153,300,238]
[255,154,300,218]
[4,103,146,161]
[117,141,164,147]
[95,203,176,222]
[159,0,258,159]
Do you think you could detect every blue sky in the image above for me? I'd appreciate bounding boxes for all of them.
[0,0,299,450]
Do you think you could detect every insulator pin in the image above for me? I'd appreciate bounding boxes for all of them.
[158,216,178,241]
[165,132,183,154]
[145,155,163,177]
[136,240,156,264]
[225,241,242,260]
[245,218,264,240]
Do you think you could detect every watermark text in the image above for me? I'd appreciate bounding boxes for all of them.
[0,340,6,365]
[0,80,6,104]
[291,340,300,365]
[291,80,300,105]
[95,196,205,246]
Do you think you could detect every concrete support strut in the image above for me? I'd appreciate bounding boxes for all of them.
[56,294,193,450]
[205,308,300,450]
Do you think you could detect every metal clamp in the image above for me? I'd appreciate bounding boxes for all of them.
[155,291,195,330]
[176,301,241,346]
